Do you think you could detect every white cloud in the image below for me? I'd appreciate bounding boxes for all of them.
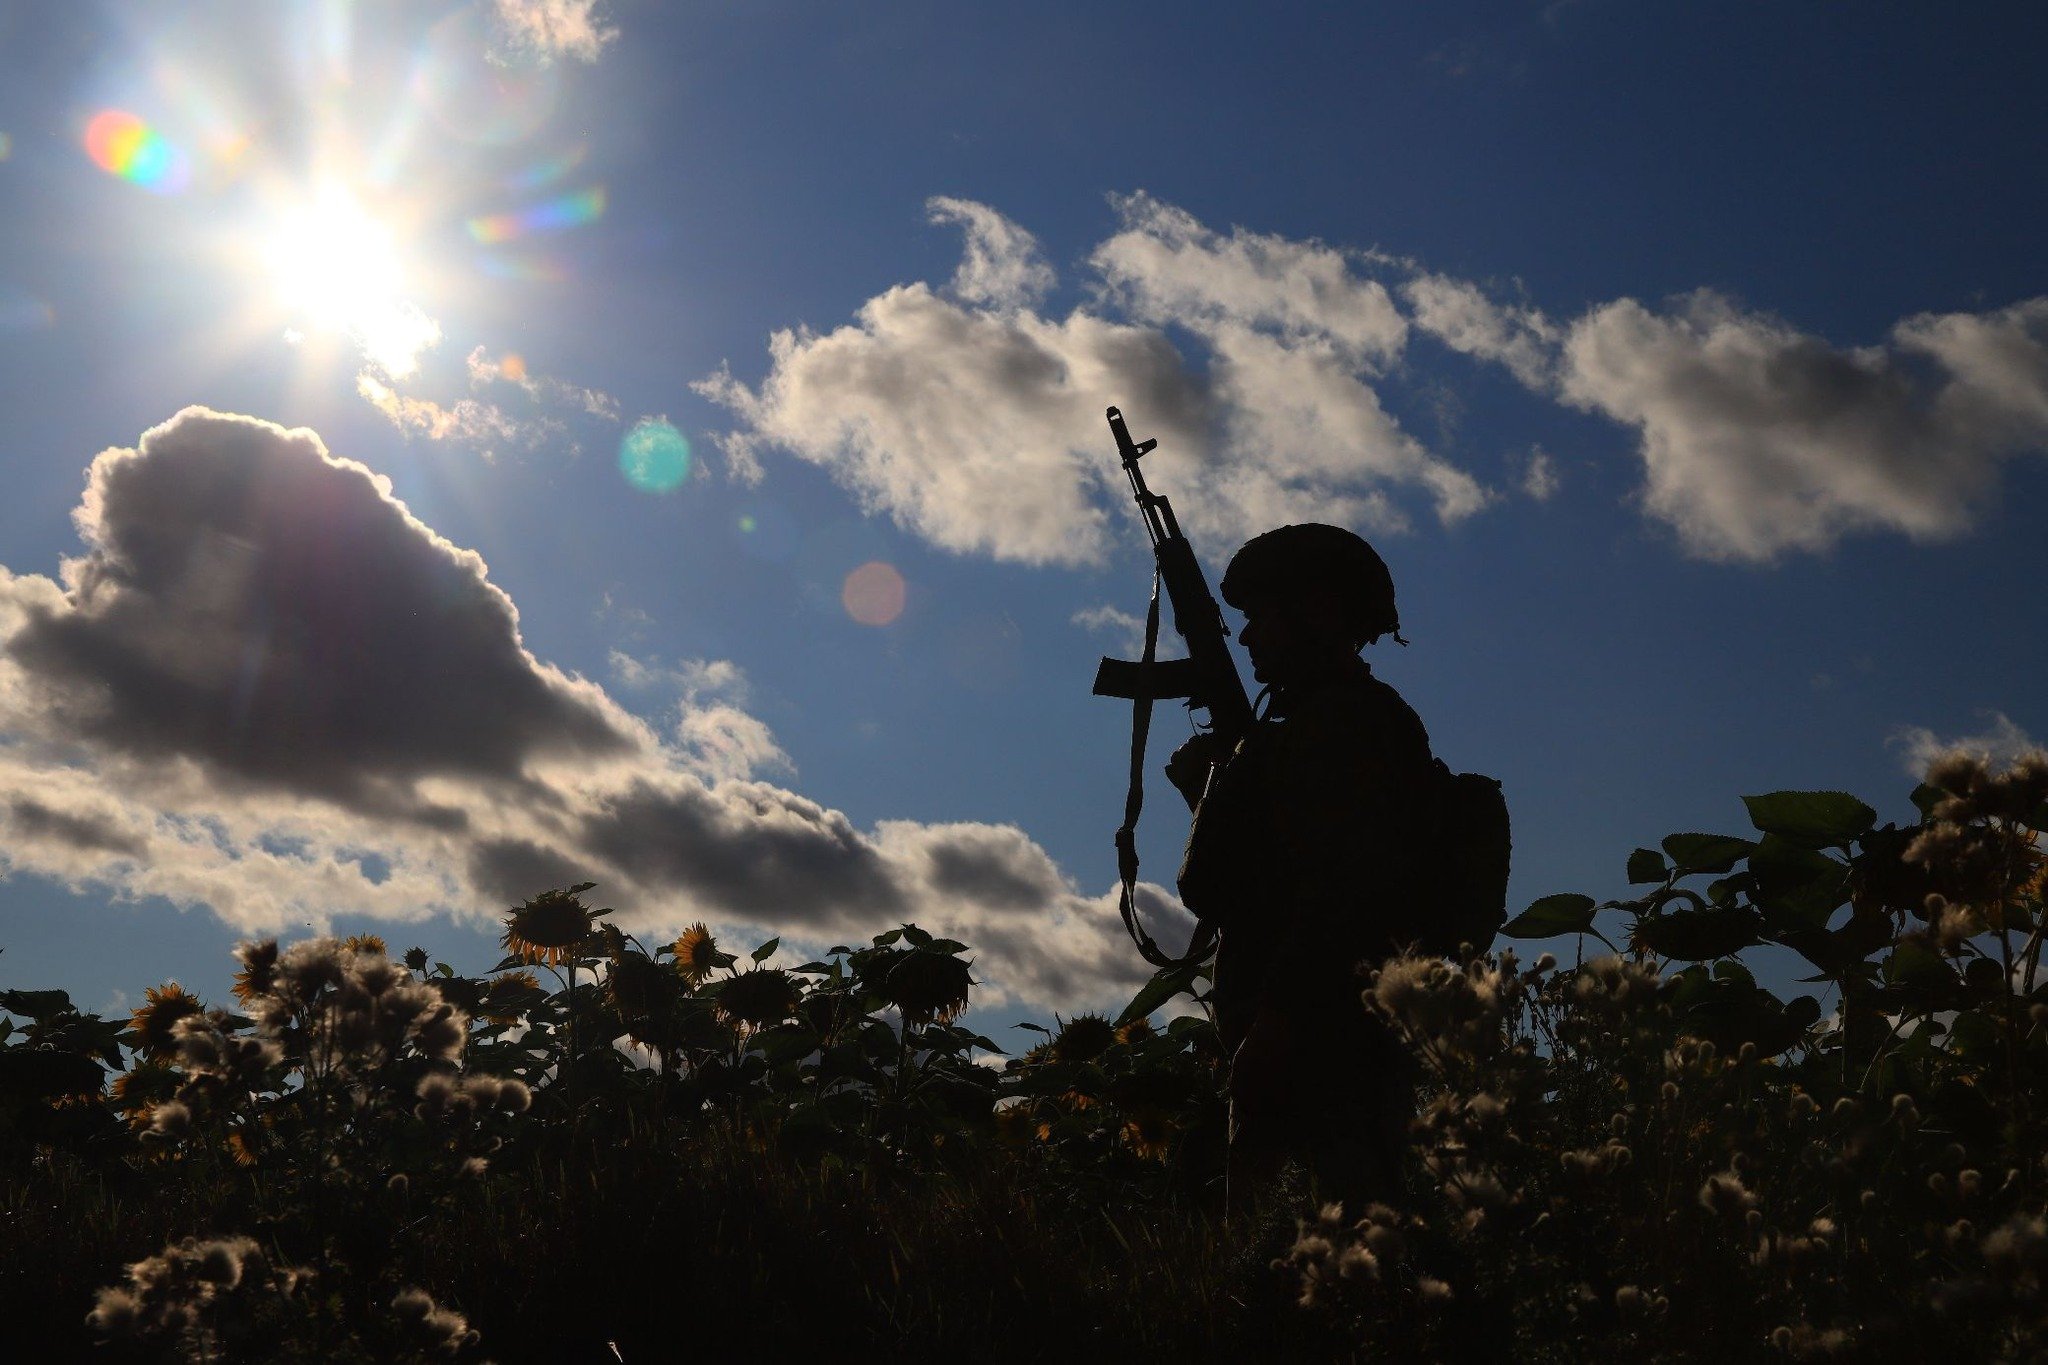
[467,346,619,421]
[0,408,1166,1017]
[1401,272,1558,388]
[1889,711,2041,778]
[1557,292,2048,561]
[1091,192,1408,366]
[703,195,2048,570]
[697,196,1488,568]
[491,0,617,64]
[1071,604,1148,656]
[674,704,793,784]
[608,651,792,782]
[927,196,1056,311]
[357,372,546,458]
[694,283,1200,565]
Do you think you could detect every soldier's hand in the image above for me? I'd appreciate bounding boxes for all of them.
[1165,731,1234,811]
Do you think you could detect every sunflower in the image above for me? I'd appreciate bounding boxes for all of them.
[1120,1108,1176,1162]
[230,940,281,1006]
[480,971,545,1024]
[501,889,599,967]
[226,1127,262,1168]
[992,1099,1039,1148]
[1049,1012,1117,1064]
[714,968,800,1029]
[670,923,723,986]
[111,1059,181,1129]
[883,950,974,1025]
[129,983,205,1058]
[1114,1017,1156,1046]
[341,933,388,957]
[605,952,679,1021]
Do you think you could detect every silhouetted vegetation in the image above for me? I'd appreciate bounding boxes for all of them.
[4,753,2046,1361]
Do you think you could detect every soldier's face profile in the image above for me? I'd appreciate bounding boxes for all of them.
[1235,592,1354,687]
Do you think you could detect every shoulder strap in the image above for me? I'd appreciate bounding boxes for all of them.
[1115,570,1216,970]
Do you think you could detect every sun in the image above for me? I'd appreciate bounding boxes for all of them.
[258,186,439,378]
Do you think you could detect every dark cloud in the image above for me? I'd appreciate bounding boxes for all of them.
[5,408,637,819]
[579,779,906,927]
[0,407,1176,1018]
[465,837,594,907]
[6,797,146,859]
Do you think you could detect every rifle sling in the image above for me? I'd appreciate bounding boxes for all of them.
[1115,570,1217,971]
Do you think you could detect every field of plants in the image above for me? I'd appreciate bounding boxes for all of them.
[3,750,2046,1362]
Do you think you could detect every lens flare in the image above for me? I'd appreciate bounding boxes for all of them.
[508,145,588,191]
[733,502,798,561]
[467,187,605,244]
[842,562,907,627]
[84,111,190,193]
[619,419,691,493]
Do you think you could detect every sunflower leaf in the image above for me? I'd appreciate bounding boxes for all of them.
[0,989,73,1020]
[751,938,780,963]
[1501,894,1597,940]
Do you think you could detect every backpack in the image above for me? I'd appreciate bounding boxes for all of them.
[1414,759,1512,959]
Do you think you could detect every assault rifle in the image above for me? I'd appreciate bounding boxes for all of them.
[1092,406,1253,969]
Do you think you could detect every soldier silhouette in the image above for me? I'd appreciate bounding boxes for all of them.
[1166,523,1434,1222]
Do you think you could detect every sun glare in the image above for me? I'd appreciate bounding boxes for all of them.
[260,187,438,377]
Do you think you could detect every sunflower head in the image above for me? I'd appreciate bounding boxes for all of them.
[606,952,679,1022]
[230,940,281,1006]
[883,950,974,1025]
[1050,1012,1117,1063]
[341,933,388,957]
[1115,1017,1156,1046]
[670,923,726,986]
[112,1059,181,1128]
[480,971,545,1024]
[1120,1108,1176,1162]
[714,968,800,1029]
[226,1127,262,1168]
[129,983,205,1058]
[993,1099,1039,1148]
[501,886,600,967]
[403,947,431,973]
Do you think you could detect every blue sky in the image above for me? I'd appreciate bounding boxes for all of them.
[0,1,2042,1033]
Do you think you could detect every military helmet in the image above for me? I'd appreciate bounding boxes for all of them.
[1219,523,1401,645]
